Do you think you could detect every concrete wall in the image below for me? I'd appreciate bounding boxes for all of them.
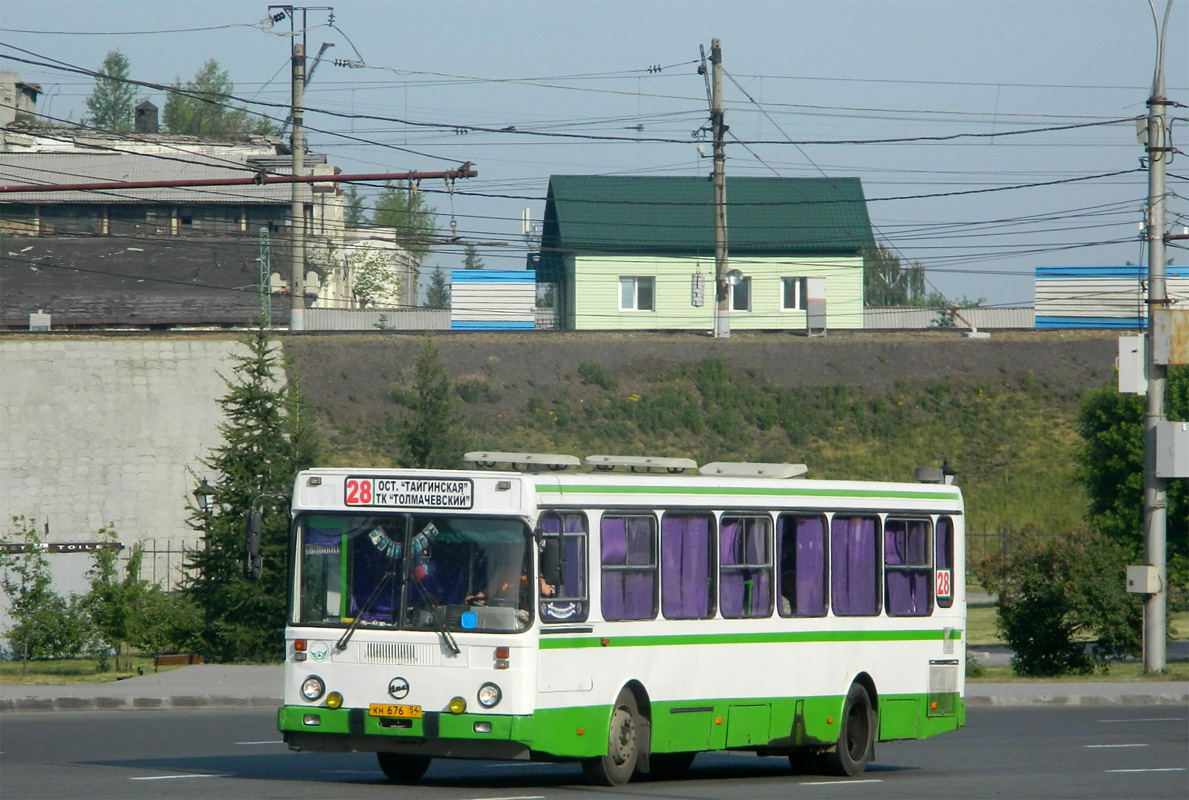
[0,337,246,614]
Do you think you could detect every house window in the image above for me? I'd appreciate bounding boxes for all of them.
[619,277,655,311]
[782,277,808,310]
[730,277,751,312]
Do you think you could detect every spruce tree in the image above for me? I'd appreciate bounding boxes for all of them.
[390,336,467,469]
[184,327,319,662]
[83,50,138,131]
[426,266,451,309]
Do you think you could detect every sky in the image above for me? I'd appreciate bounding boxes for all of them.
[2,0,1187,307]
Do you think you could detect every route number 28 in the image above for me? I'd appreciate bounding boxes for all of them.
[345,478,373,505]
[935,569,952,600]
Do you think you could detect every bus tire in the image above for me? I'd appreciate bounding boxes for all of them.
[647,751,696,780]
[822,683,875,777]
[582,688,640,786]
[376,752,431,783]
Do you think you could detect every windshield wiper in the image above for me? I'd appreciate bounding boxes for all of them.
[336,571,394,651]
[409,578,461,656]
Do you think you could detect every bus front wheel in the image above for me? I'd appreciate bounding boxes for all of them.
[822,683,875,777]
[582,688,640,786]
[376,752,431,783]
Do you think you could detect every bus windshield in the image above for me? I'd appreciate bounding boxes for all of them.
[295,513,534,634]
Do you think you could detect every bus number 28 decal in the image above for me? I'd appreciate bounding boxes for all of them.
[936,569,953,600]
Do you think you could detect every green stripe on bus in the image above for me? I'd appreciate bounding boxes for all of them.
[536,484,957,501]
[539,628,962,649]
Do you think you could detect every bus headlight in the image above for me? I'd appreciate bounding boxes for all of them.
[477,682,502,708]
[326,691,343,710]
[448,696,467,714]
[301,675,326,701]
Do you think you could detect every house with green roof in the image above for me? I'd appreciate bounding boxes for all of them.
[535,175,875,331]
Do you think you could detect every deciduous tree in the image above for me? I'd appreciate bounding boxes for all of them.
[1,517,92,670]
[83,525,149,672]
[372,181,438,262]
[162,59,276,137]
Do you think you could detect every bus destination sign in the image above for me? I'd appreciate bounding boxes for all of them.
[345,477,473,510]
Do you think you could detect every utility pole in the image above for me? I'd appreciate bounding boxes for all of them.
[709,38,730,339]
[1141,0,1173,673]
[289,40,306,330]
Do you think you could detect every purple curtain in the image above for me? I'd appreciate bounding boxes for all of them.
[601,516,655,620]
[662,514,712,619]
[885,519,931,616]
[720,518,772,618]
[778,515,826,617]
[831,516,878,616]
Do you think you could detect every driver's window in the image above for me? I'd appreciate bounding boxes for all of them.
[539,511,589,623]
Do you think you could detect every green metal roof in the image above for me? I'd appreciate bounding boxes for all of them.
[542,175,875,257]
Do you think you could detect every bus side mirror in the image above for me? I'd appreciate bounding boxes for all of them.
[540,538,563,587]
[245,508,263,581]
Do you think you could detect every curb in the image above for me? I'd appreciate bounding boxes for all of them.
[965,691,1189,707]
[0,695,282,713]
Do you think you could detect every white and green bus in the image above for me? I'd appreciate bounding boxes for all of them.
[278,453,965,786]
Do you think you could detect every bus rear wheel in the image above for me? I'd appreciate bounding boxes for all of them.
[376,752,431,783]
[582,689,640,786]
[822,683,875,777]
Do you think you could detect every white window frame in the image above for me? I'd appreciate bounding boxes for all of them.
[619,276,655,311]
[730,276,752,312]
[782,277,808,311]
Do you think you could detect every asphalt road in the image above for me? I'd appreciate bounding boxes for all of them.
[0,705,1185,799]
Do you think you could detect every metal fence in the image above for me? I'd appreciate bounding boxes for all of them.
[967,528,1053,563]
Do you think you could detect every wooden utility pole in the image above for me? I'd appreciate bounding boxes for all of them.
[710,38,730,339]
[290,41,306,330]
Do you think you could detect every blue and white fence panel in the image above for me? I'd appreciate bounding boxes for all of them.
[1034,265,1189,329]
[450,270,536,330]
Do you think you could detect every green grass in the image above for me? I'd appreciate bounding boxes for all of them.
[966,603,1002,645]
[969,662,1189,682]
[0,655,174,685]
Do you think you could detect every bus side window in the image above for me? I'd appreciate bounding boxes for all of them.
[777,514,827,617]
[831,515,880,616]
[885,518,933,617]
[601,514,657,621]
[660,512,715,619]
[539,512,589,623]
[720,515,772,618]
[935,516,955,609]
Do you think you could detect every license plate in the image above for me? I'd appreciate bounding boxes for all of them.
[368,703,423,719]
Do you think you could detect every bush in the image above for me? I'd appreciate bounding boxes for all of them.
[975,527,1141,676]
[577,360,618,391]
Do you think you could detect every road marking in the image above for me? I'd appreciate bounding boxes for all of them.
[1097,717,1185,724]
[131,774,226,781]
[1105,768,1186,773]
[800,779,885,786]
[1086,744,1148,748]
